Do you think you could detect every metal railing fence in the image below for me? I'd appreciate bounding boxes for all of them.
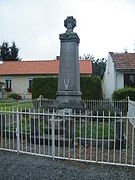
[83,99,128,114]
[0,107,135,167]
[0,97,128,114]
[36,97,128,114]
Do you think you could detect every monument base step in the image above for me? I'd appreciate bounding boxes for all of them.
[48,100,85,111]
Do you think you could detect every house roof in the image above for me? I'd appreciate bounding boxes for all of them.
[0,60,92,75]
[110,52,135,71]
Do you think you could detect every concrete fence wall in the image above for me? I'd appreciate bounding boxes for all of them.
[127,98,135,162]
[128,98,135,128]
[128,98,135,118]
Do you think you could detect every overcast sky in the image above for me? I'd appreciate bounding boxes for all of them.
[0,0,135,60]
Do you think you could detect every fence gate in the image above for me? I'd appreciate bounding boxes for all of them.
[0,107,135,167]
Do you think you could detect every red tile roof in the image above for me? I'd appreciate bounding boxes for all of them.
[0,60,92,75]
[110,52,135,71]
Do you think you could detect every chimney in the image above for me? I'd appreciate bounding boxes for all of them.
[124,47,128,53]
[56,56,60,60]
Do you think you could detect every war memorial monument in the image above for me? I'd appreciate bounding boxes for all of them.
[50,16,84,111]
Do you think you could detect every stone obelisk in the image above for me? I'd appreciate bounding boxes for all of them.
[50,16,84,110]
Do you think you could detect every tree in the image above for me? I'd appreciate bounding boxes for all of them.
[10,42,20,60]
[0,42,11,61]
[0,41,21,61]
[79,54,106,79]
[92,58,106,79]
[79,53,94,60]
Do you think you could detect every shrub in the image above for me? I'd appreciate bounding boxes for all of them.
[0,82,4,91]
[5,87,12,92]
[112,87,135,101]
[80,76,102,100]
[32,77,58,99]
[92,103,121,116]
[32,76,102,100]
[8,93,22,100]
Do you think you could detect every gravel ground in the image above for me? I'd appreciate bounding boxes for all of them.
[0,150,135,180]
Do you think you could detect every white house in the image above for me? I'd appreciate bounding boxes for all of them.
[102,52,135,99]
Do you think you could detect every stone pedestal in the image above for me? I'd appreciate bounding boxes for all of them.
[50,16,84,111]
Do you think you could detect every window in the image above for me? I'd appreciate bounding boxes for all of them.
[5,79,12,91]
[28,79,32,93]
[129,75,134,83]
[124,74,135,87]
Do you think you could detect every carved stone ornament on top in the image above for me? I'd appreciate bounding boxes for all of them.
[64,16,76,33]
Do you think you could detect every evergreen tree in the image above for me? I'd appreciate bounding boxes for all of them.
[0,42,11,61]
[0,41,21,61]
[9,41,20,60]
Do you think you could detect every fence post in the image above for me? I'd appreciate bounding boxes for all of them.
[52,109,55,160]
[16,107,20,155]
[36,95,43,110]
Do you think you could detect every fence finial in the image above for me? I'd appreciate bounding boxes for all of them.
[127,96,130,102]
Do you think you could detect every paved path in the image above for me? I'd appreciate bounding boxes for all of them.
[0,150,135,180]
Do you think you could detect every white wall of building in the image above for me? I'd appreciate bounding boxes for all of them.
[116,71,124,90]
[102,53,126,99]
[0,75,36,99]
[102,53,116,100]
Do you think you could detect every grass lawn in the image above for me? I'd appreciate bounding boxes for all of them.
[0,100,34,111]
[75,120,114,139]
[1,100,115,140]
[5,116,114,139]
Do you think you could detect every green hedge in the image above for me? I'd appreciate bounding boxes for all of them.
[32,76,102,100]
[112,87,135,100]
[80,76,102,99]
[32,77,58,99]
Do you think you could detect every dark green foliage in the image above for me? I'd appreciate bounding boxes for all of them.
[8,93,22,100]
[32,77,58,99]
[92,58,106,79]
[92,104,120,116]
[79,54,106,79]
[80,76,102,99]
[0,42,11,61]
[112,87,135,101]
[32,76,102,100]
[0,41,20,61]
[9,42,20,60]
